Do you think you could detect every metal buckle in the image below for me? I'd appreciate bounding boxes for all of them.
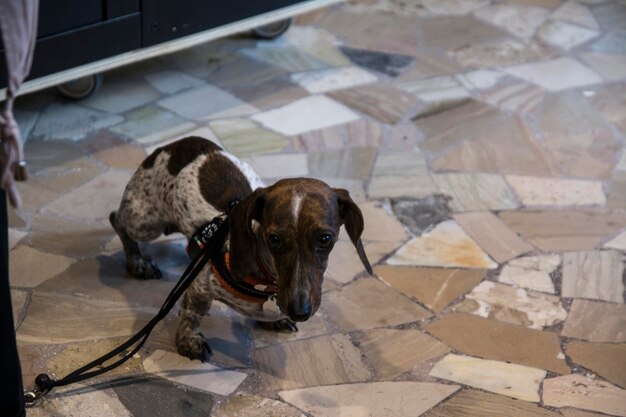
[24,388,44,407]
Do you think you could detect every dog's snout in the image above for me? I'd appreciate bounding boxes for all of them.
[287,293,312,322]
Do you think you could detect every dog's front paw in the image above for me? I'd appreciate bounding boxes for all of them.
[126,254,162,280]
[257,318,299,332]
[176,332,212,362]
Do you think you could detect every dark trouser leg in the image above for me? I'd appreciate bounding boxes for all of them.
[0,190,25,417]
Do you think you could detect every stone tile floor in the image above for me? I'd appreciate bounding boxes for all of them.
[8,0,626,416]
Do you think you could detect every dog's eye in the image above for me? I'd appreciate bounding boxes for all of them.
[317,233,333,249]
[268,234,281,249]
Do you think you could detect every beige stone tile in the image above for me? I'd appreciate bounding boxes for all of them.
[432,173,519,212]
[396,75,470,106]
[386,220,498,269]
[9,245,75,288]
[552,1,599,29]
[307,147,377,180]
[326,239,401,285]
[450,38,556,69]
[375,265,486,312]
[28,386,132,417]
[426,313,570,373]
[229,77,310,112]
[143,349,247,395]
[421,0,490,15]
[560,409,613,417]
[480,80,544,115]
[367,149,438,199]
[499,255,560,294]
[454,211,534,263]
[503,57,603,92]
[456,281,567,330]
[538,21,599,50]
[243,153,308,179]
[210,118,288,158]
[279,381,460,417]
[80,131,147,170]
[542,374,626,416]
[17,292,155,344]
[605,229,626,251]
[323,277,431,331]
[498,210,626,252]
[562,250,624,303]
[42,171,132,223]
[250,311,328,348]
[294,119,384,151]
[212,394,304,417]
[158,85,256,121]
[506,176,606,207]
[567,341,626,388]
[561,299,626,342]
[423,389,562,417]
[11,289,27,327]
[359,201,410,243]
[329,333,373,382]
[418,15,510,51]
[291,66,377,94]
[357,328,451,379]
[8,228,27,250]
[430,354,546,402]
[81,77,159,113]
[608,171,626,209]
[587,83,626,136]
[33,102,123,141]
[253,335,362,391]
[474,4,550,39]
[144,126,219,155]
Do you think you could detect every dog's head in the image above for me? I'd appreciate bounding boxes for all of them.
[228,178,372,322]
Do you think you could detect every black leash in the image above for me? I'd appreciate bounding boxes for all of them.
[24,204,236,407]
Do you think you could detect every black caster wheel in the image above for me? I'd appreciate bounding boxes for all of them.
[252,18,292,39]
[56,73,103,100]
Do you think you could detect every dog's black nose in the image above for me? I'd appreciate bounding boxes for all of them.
[287,298,312,322]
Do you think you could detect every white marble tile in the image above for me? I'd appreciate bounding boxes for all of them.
[387,220,498,269]
[581,52,626,81]
[507,175,606,206]
[279,382,460,417]
[430,354,546,402]
[474,4,550,39]
[456,69,507,90]
[433,172,519,212]
[562,250,625,303]
[396,75,470,103]
[543,374,626,416]
[251,95,360,136]
[552,1,599,29]
[504,57,603,91]
[499,255,561,294]
[460,281,567,329]
[605,229,626,251]
[144,70,206,94]
[291,66,377,93]
[158,85,256,121]
[81,79,160,113]
[538,20,599,50]
[143,350,247,396]
[243,153,308,178]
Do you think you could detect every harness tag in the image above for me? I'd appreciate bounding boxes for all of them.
[262,295,283,321]
[187,217,224,260]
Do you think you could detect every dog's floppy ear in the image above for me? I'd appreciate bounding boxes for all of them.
[334,188,373,275]
[229,187,266,281]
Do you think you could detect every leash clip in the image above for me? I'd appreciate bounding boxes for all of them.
[24,387,44,407]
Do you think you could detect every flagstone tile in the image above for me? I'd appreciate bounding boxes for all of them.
[250,312,328,348]
[591,2,626,31]
[504,57,603,91]
[359,201,410,242]
[243,153,307,179]
[81,78,160,113]
[242,47,333,73]
[450,38,556,69]
[552,1,599,28]
[387,220,497,269]
[498,210,626,252]
[308,147,376,180]
[17,291,155,344]
[23,139,93,174]
[144,126,219,155]
[323,277,432,331]
[507,176,606,207]
[13,178,61,212]
[542,374,626,416]
[474,4,550,39]
[562,250,624,303]
[538,21,599,50]
[9,245,75,288]
[251,95,360,136]
[11,289,27,327]
[418,15,510,51]
[209,118,288,158]
[339,46,415,77]
[605,229,626,251]
[294,119,384,151]
[480,81,545,115]
[212,394,302,417]
[357,328,451,379]
[426,313,570,373]
[561,299,626,342]
[143,349,247,396]
[432,173,519,212]
[329,332,373,381]
[158,85,257,121]
[421,0,490,15]
[291,66,377,94]
[253,335,363,391]
[80,131,146,170]
[110,106,195,144]
[586,83,626,135]
[144,70,206,94]
[28,386,132,417]
[390,194,452,236]
[430,354,546,402]
[227,77,309,111]
[314,177,367,203]
[591,32,626,54]
[456,69,507,90]
[32,102,123,141]
[204,53,289,89]
[328,84,418,124]
[395,50,463,80]
[560,409,615,417]
[456,281,567,329]
[326,240,404,284]
[375,265,486,312]
[581,52,626,81]
[14,108,39,142]
[114,376,214,417]
[454,211,534,263]
[279,381,460,417]
[396,75,470,106]
[567,341,626,388]
[42,170,131,223]
[367,150,439,199]
[608,171,626,209]
[423,389,563,417]
[499,255,560,294]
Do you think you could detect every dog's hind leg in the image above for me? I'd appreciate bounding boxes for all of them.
[109,211,163,280]
[176,273,213,362]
